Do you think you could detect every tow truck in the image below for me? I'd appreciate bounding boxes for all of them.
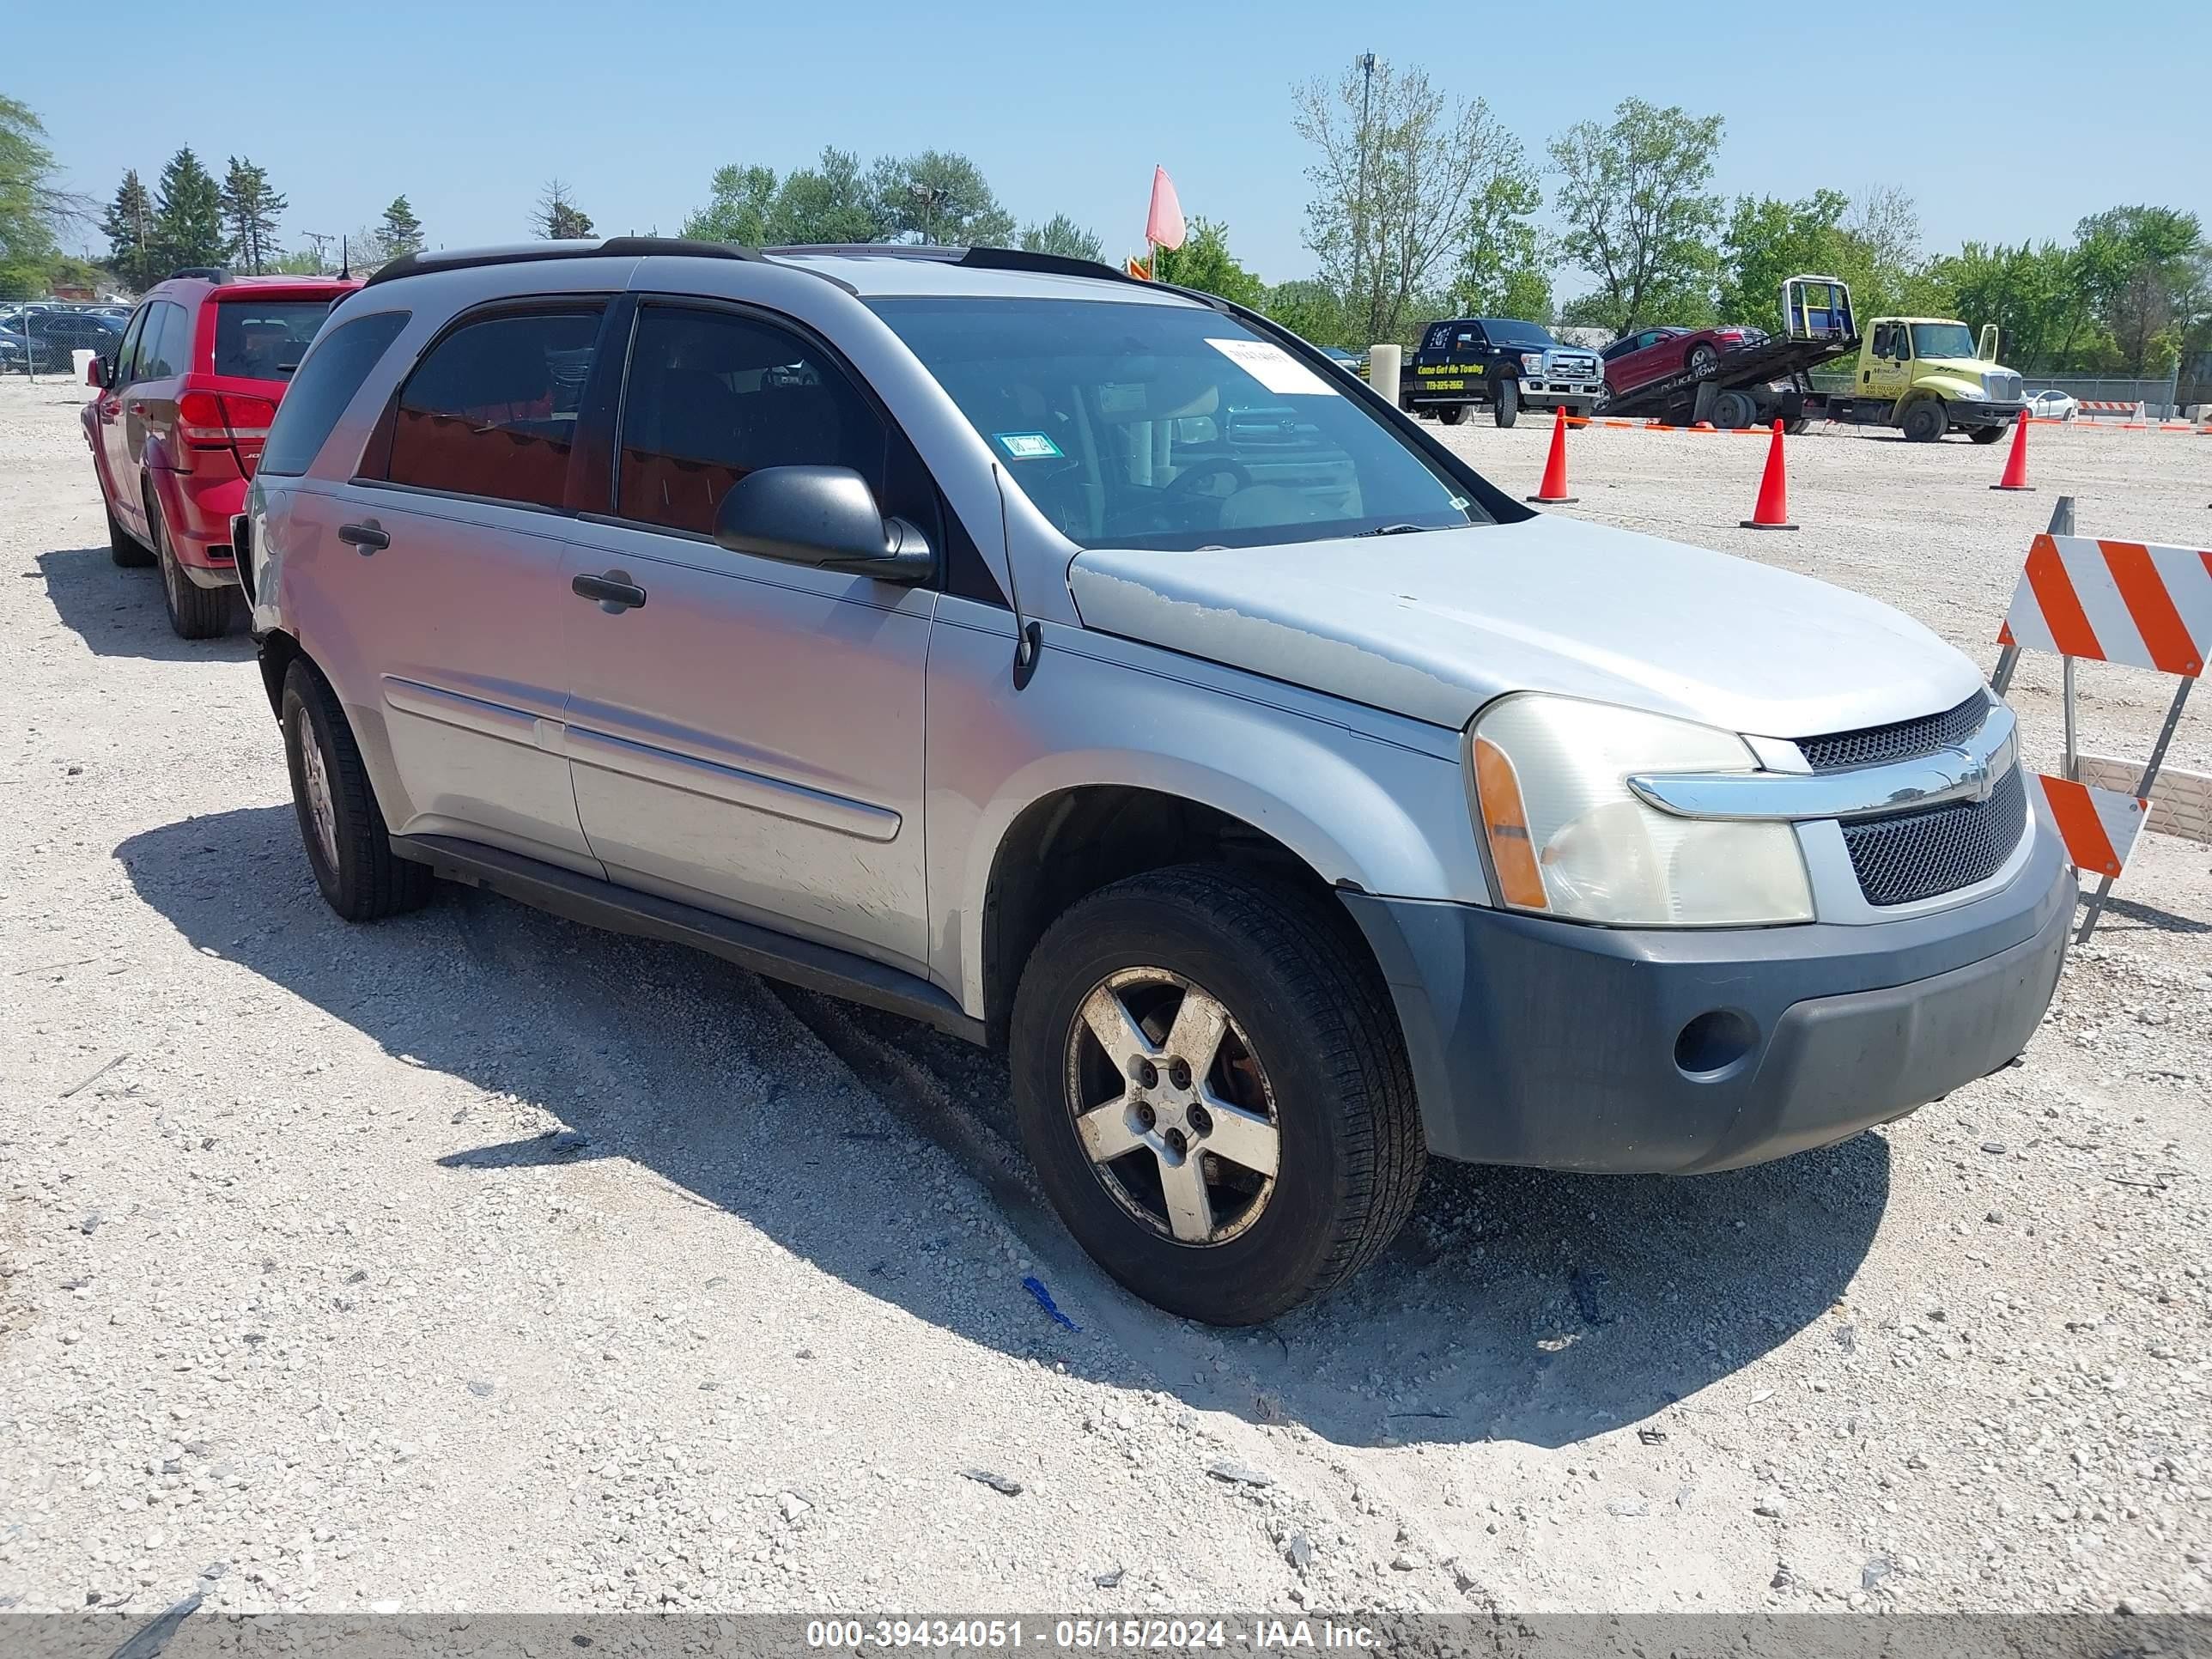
[1600,277,2029,441]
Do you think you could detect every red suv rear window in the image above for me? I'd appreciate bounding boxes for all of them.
[213,299,338,381]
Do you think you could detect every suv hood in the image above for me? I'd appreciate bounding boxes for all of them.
[1065,515,1986,739]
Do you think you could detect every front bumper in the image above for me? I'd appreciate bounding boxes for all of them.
[1341,823,2073,1174]
[1946,399,2028,426]
[1522,382,1603,404]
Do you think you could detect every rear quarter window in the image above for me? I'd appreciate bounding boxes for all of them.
[258,310,411,478]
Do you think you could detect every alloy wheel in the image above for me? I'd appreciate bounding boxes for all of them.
[1063,967,1279,1246]
[298,716,341,874]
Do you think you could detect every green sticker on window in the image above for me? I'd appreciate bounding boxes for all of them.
[994,431,1063,459]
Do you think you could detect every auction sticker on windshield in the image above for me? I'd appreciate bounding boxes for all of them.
[1204,337,1339,397]
[994,432,1064,459]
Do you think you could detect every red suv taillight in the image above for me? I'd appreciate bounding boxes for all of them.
[178,390,278,475]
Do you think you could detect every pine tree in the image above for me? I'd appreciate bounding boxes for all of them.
[219,157,286,275]
[379,196,424,258]
[534,179,593,240]
[153,148,227,274]
[101,169,157,292]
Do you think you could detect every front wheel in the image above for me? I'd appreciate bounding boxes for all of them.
[1492,379,1520,428]
[1968,424,2007,445]
[1011,866,1425,1326]
[1901,400,1948,443]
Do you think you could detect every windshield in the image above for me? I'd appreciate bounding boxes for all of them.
[214,299,337,380]
[1909,322,1978,360]
[1478,319,1556,349]
[870,297,1487,551]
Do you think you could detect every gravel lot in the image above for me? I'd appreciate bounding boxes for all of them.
[3,377,2208,1620]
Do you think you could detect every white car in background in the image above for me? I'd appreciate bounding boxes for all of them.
[2026,388,2078,422]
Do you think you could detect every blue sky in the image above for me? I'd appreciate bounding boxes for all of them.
[21,0,2209,288]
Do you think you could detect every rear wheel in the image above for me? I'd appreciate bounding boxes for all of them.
[1712,389,1759,430]
[1011,866,1425,1326]
[1968,424,2007,445]
[282,660,433,922]
[1492,379,1520,428]
[1901,400,1948,443]
[150,494,238,639]
[1439,404,1468,426]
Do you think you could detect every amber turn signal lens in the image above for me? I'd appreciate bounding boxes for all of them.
[1472,734,1548,911]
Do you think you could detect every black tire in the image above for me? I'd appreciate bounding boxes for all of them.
[1784,416,1813,436]
[106,498,152,568]
[1901,400,1948,443]
[281,660,433,923]
[1010,865,1425,1326]
[1712,389,1759,430]
[149,492,238,639]
[1687,343,1722,377]
[1439,404,1468,426]
[1492,378,1520,428]
[1968,424,2007,445]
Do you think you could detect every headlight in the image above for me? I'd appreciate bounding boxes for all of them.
[1520,352,1545,374]
[1468,695,1814,927]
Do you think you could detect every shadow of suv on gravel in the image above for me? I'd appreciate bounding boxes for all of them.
[235,237,2072,1325]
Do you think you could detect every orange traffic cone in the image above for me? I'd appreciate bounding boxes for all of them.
[1740,419,1797,531]
[1990,409,2034,491]
[1526,406,1577,504]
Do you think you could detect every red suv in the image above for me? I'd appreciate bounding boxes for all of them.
[84,270,359,637]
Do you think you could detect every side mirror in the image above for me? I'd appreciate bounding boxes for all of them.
[86,356,106,389]
[713,465,933,584]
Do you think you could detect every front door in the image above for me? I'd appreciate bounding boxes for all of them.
[94,305,149,517]
[1863,321,1911,404]
[559,299,935,971]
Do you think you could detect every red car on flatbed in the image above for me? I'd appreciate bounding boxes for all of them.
[1600,323,1768,403]
[84,270,359,637]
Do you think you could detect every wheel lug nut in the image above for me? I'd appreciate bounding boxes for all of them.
[1164,1127,1188,1157]
[1136,1060,1159,1090]
[1135,1103,1156,1129]
[1188,1103,1211,1135]
[1168,1059,1192,1091]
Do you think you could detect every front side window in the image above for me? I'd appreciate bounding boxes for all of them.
[260,309,411,477]
[113,307,148,380]
[215,299,337,381]
[872,296,1488,551]
[615,305,890,536]
[386,308,601,508]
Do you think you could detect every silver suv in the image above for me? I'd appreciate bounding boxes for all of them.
[239,239,2072,1325]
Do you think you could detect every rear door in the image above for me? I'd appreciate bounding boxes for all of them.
[334,301,613,866]
[556,296,936,970]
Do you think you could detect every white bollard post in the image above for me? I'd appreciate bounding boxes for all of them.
[1368,343,1401,410]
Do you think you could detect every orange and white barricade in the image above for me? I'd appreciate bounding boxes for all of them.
[1990,496,2209,939]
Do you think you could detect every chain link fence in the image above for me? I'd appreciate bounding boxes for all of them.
[0,301,128,380]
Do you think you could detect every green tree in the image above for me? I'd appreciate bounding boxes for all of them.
[2072,205,2207,375]
[871,151,1013,246]
[101,169,159,293]
[270,247,329,276]
[153,148,227,274]
[1152,216,1266,310]
[1263,277,1351,346]
[683,163,778,244]
[380,195,425,258]
[768,149,881,245]
[1452,154,1548,319]
[534,179,593,240]
[1928,240,2088,371]
[1549,98,1725,332]
[0,94,70,298]
[1718,190,1857,328]
[1018,213,1104,263]
[1293,56,1527,345]
[219,157,286,274]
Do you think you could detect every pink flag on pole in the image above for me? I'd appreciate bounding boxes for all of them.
[1146,166,1186,251]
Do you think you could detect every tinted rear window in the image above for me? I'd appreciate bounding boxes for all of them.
[385,309,602,508]
[214,299,337,380]
[259,310,410,477]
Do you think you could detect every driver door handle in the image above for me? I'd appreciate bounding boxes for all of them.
[573,569,647,611]
[338,520,389,553]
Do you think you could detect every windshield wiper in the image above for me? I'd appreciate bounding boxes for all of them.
[1356,522,1442,538]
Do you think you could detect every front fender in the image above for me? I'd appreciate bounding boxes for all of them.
[925,613,1489,1018]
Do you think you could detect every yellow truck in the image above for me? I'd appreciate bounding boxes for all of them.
[1820,310,2027,443]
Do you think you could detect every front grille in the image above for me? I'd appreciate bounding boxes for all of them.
[1799,693,1990,773]
[1843,764,2027,906]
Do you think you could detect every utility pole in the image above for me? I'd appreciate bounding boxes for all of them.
[908,182,947,245]
[1354,52,1376,343]
[302,231,334,272]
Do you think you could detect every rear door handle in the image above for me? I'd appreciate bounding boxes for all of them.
[572,569,647,611]
[337,520,389,553]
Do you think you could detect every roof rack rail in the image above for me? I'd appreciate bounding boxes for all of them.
[955,246,1142,287]
[362,237,763,290]
[168,265,232,284]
